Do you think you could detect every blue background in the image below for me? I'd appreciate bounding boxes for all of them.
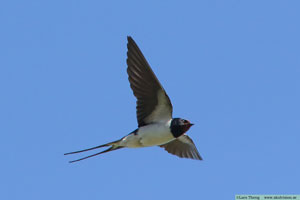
[1,1,299,199]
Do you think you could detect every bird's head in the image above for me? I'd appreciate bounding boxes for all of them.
[170,118,194,138]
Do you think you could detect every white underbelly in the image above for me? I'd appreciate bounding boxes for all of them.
[120,122,174,148]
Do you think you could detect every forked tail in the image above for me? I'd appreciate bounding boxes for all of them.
[64,139,123,163]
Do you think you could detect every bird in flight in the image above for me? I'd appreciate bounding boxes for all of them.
[64,36,202,163]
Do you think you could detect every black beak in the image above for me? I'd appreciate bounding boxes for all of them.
[190,123,194,126]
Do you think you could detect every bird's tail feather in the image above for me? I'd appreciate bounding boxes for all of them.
[64,139,123,163]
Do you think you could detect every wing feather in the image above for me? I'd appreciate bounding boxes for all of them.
[127,36,173,127]
[160,135,202,160]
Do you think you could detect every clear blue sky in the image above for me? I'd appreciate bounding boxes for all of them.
[1,1,299,199]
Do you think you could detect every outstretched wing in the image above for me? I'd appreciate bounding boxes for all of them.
[160,135,202,160]
[127,36,173,127]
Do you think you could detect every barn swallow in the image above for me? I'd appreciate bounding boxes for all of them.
[64,36,202,163]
